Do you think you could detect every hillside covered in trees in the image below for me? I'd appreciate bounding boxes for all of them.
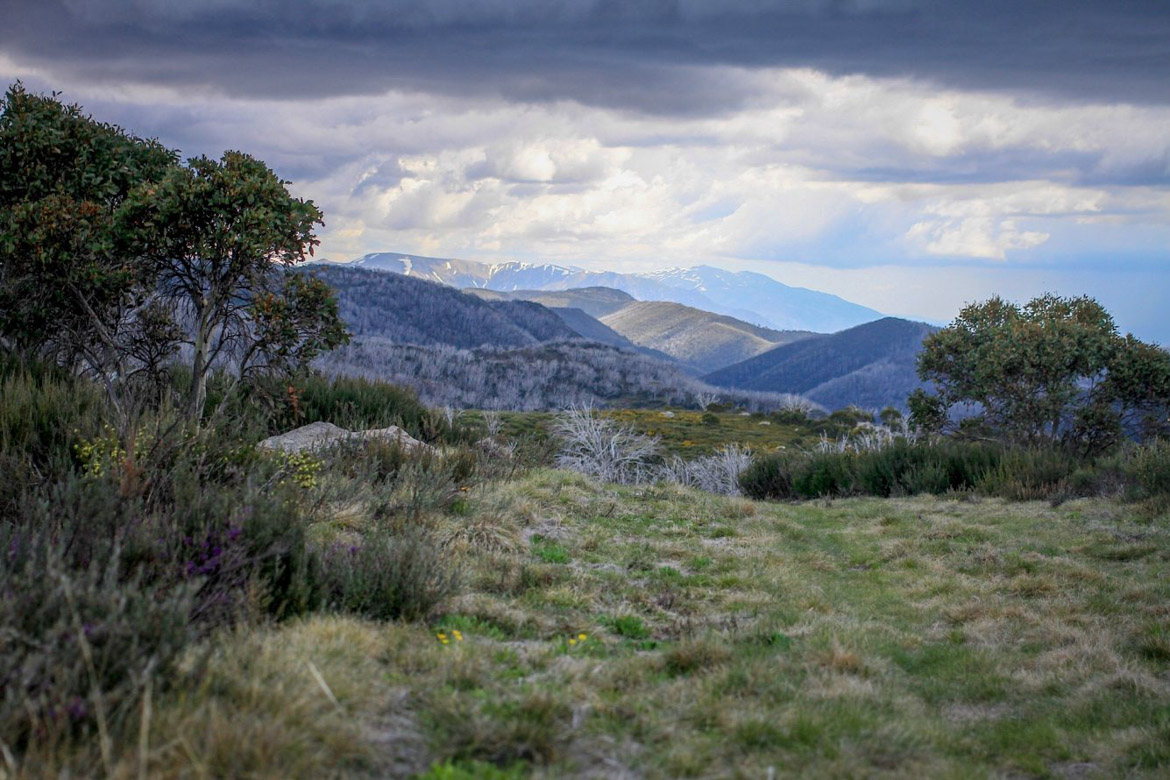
[703,317,937,411]
[306,265,577,349]
[306,265,809,410]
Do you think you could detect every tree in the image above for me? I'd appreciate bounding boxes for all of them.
[1,85,349,424]
[120,150,347,420]
[915,293,1170,452]
[0,83,177,416]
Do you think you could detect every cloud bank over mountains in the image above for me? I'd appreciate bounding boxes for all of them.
[2,0,1168,341]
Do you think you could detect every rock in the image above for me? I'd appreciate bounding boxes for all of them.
[660,411,675,418]
[351,426,429,452]
[258,422,432,454]
[258,421,350,453]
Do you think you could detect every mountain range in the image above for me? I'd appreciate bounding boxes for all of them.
[702,318,938,412]
[466,287,814,373]
[308,257,935,412]
[347,252,884,333]
[303,266,803,411]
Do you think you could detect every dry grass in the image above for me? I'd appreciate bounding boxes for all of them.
[14,471,1169,778]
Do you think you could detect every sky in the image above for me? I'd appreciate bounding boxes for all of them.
[3,0,1169,342]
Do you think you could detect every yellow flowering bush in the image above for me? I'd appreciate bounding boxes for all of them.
[276,450,322,490]
[74,424,149,477]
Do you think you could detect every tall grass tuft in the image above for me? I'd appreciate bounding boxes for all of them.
[317,527,460,621]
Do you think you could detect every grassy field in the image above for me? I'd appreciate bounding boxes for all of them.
[475,408,839,458]
[117,470,1169,778]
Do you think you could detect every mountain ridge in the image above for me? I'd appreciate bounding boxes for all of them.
[702,317,938,411]
[464,287,817,372]
[346,252,885,334]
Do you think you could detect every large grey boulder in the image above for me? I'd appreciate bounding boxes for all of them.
[258,421,430,454]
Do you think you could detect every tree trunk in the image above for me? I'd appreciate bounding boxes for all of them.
[187,306,211,424]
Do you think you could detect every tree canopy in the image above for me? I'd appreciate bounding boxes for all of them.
[0,83,348,423]
[911,293,1170,452]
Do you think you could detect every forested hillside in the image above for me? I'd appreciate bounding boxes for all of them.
[597,300,813,373]
[318,338,800,411]
[305,265,577,348]
[542,307,644,351]
[305,265,804,410]
[703,317,936,410]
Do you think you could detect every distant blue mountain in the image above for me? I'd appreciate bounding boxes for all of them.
[346,252,885,334]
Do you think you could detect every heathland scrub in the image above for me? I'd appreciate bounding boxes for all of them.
[131,470,1168,778]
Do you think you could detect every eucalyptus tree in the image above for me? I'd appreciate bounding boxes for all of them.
[911,294,1170,452]
[0,84,348,425]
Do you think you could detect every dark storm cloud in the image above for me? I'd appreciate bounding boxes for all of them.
[5,0,1170,113]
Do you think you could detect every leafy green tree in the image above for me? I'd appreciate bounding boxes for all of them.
[915,294,1170,452]
[0,82,177,414]
[246,272,352,382]
[120,151,346,420]
[1,84,349,424]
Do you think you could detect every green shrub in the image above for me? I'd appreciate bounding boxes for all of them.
[1127,439,1170,499]
[978,447,1077,500]
[317,526,460,621]
[900,459,953,495]
[770,408,810,425]
[939,442,1002,489]
[850,441,1004,497]
[854,442,930,497]
[791,452,857,498]
[0,356,106,519]
[739,453,795,500]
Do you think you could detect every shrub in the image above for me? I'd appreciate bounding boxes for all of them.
[792,451,857,498]
[1127,439,1170,500]
[0,356,106,519]
[851,441,1001,497]
[978,447,1078,501]
[0,527,196,754]
[739,452,796,500]
[317,526,460,621]
[854,441,931,497]
[553,406,660,485]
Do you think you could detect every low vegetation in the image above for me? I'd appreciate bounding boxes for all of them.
[3,358,1167,778]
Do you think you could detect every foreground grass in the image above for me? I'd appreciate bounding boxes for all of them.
[78,472,1169,778]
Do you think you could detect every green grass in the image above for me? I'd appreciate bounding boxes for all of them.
[75,471,1164,779]
[462,407,826,458]
[603,407,820,456]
